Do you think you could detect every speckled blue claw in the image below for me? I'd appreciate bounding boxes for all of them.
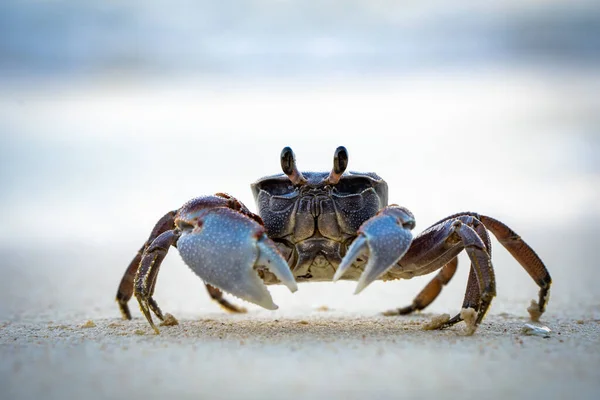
[177,207,297,310]
[333,206,415,294]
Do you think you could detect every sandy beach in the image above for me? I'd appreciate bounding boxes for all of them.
[1,2,599,394]
[2,307,599,399]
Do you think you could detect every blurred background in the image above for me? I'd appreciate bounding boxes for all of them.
[0,0,599,321]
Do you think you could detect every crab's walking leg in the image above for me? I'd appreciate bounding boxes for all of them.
[430,212,551,321]
[205,284,247,313]
[383,258,458,316]
[393,218,496,332]
[441,217,493,327]
[134,230,180,334]
[479,215,551,320]
[116,210,177,320]
[385,216,493,324]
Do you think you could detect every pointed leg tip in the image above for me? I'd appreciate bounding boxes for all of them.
[120,313,132,321]
[117,301,132,320]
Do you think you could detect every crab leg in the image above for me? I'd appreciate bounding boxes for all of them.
[441,217,493,326]
[116,210,177,320]
[392,218,497,331]
[205,284,247,313]
[135,230,180,334]
[383,258,458,316]
[333,205,415,293]
[425,212,551,321]
[479,215,551,320]
[385,215,493,320]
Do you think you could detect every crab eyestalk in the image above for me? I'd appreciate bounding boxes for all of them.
[281,146,307,186]
[325,146,349,185]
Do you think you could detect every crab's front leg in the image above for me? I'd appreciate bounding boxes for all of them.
[333,205,416,293]
[116,210,177,320]
[134,229,181,333]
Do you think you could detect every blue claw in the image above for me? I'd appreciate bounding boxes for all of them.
[177,207,297,310]
[333,206,415,294]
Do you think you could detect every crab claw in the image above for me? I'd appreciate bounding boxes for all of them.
[177,207,297,310]
[333,206,415,294]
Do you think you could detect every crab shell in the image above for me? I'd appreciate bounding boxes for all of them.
[250,170,388,283]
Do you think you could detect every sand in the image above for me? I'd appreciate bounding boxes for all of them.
[2,313,599,400]
[2,294,599,400]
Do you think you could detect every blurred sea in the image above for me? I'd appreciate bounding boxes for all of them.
[0,1,599,321]
[1,0,600,78]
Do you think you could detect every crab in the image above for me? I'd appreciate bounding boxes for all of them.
[116,146,551,334]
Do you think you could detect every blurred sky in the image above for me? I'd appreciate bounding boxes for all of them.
[0,1,599,320]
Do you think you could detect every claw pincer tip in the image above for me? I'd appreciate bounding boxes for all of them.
[335,209,414,294]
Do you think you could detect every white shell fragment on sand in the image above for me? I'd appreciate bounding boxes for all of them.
[521,323,551,338]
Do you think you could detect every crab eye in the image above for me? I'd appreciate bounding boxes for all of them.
[333,177,373,195]
[258,179,296,196]
[280,146,306,186]
[325,146,349,185]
